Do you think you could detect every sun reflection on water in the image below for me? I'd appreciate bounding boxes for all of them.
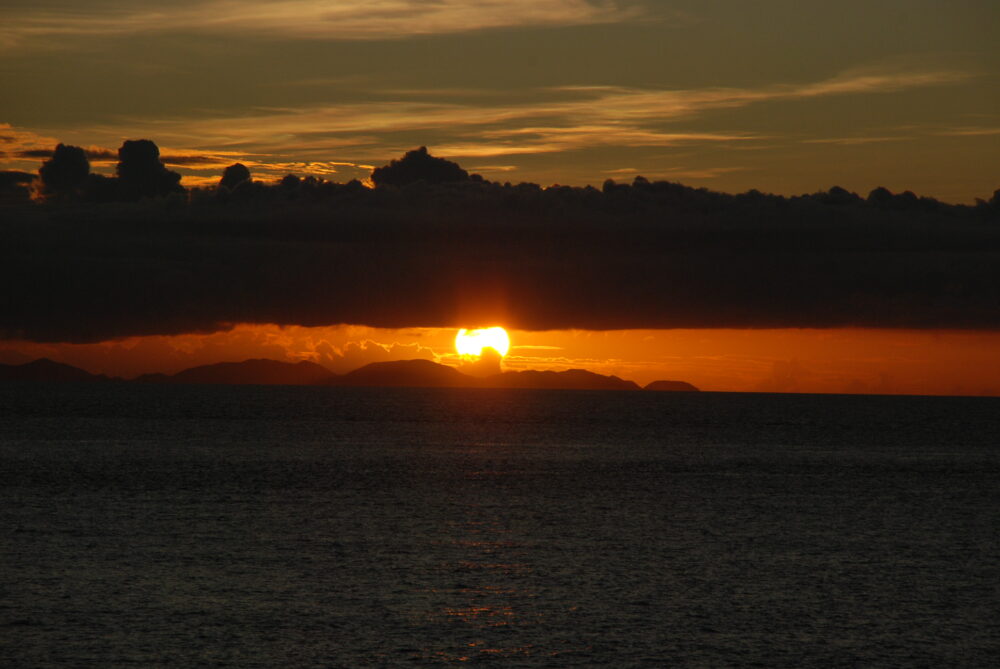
[407,500,549,662]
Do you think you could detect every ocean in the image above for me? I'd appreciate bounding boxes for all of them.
[2,384,998,667]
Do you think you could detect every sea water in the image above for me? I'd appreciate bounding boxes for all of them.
[2,384,998,667]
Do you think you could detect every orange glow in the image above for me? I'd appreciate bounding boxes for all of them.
[455,327,510,358]
[2,324,1000,397]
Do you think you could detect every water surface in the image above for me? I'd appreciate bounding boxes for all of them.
[2,385,998,666]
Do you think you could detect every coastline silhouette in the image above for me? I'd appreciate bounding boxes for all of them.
[0,357,698,392]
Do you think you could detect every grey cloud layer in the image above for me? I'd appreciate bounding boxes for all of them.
[2,183,998,343]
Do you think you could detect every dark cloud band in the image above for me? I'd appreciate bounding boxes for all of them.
[2,180,998,343]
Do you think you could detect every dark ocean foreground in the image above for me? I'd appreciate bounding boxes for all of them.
[2,384,998,667]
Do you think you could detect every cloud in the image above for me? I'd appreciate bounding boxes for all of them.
[0,124,59,160]
[16,146,119,161]
[150,151,374,179]
[605,165,744,179]
[2,175,999,343]
[0,324,444,377]
[1,0,643,48]
[15,148,60,159]
[0,125,377,185]
[436,127,762,157]
[314,339,438,373]
[3,66,965,185]
[791,67,971,97]
[467,165,518,173]
[160,153,237,167]
[0,65,978,189]
[802,137,909,146]
[939,127,1000,137]
[30,66,963,167]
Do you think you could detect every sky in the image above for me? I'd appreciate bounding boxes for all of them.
[2,1,1000,396]
[1,0,998,201]
[4,325,1000,396]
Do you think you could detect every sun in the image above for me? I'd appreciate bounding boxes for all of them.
[455,327,510,358]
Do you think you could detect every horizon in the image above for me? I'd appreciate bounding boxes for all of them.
[4,324,1000,397]
[5,345,1000,398]
[0,351,1000,398]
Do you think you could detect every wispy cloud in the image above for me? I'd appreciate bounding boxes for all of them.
[86,66,966,158]
[802,136,910,145]
[1,66,974,182]
[801,121,1000,145]
[466,165,518,173]
[0,0,643,48]
[938,127,1000,137]
[438,126,762,157]
[0,124,59,160]
[603,166,746,180]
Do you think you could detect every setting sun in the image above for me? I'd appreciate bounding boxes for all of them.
[455,327,510,358]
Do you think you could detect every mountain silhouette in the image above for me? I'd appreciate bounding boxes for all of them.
[0,358,113,383]
[336,359,473,387]
[336,360,643,390]
[485,368,640,391]
[644,380,700,392]
[2,357,698,391]
[134,359,335,385]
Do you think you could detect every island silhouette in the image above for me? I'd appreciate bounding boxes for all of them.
[0,357,698,392]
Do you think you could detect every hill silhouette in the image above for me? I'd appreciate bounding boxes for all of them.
[0,358,114,383]
[485,368,640,391]
[645,380,700,392]
[0,357,699,391]
[335,360,650,390]
[337,359,473,387]
[135,359,335,385]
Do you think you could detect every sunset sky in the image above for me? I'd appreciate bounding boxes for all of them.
[2,1,999,396]
[3,325,1000,396]
[2,0,997,201]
